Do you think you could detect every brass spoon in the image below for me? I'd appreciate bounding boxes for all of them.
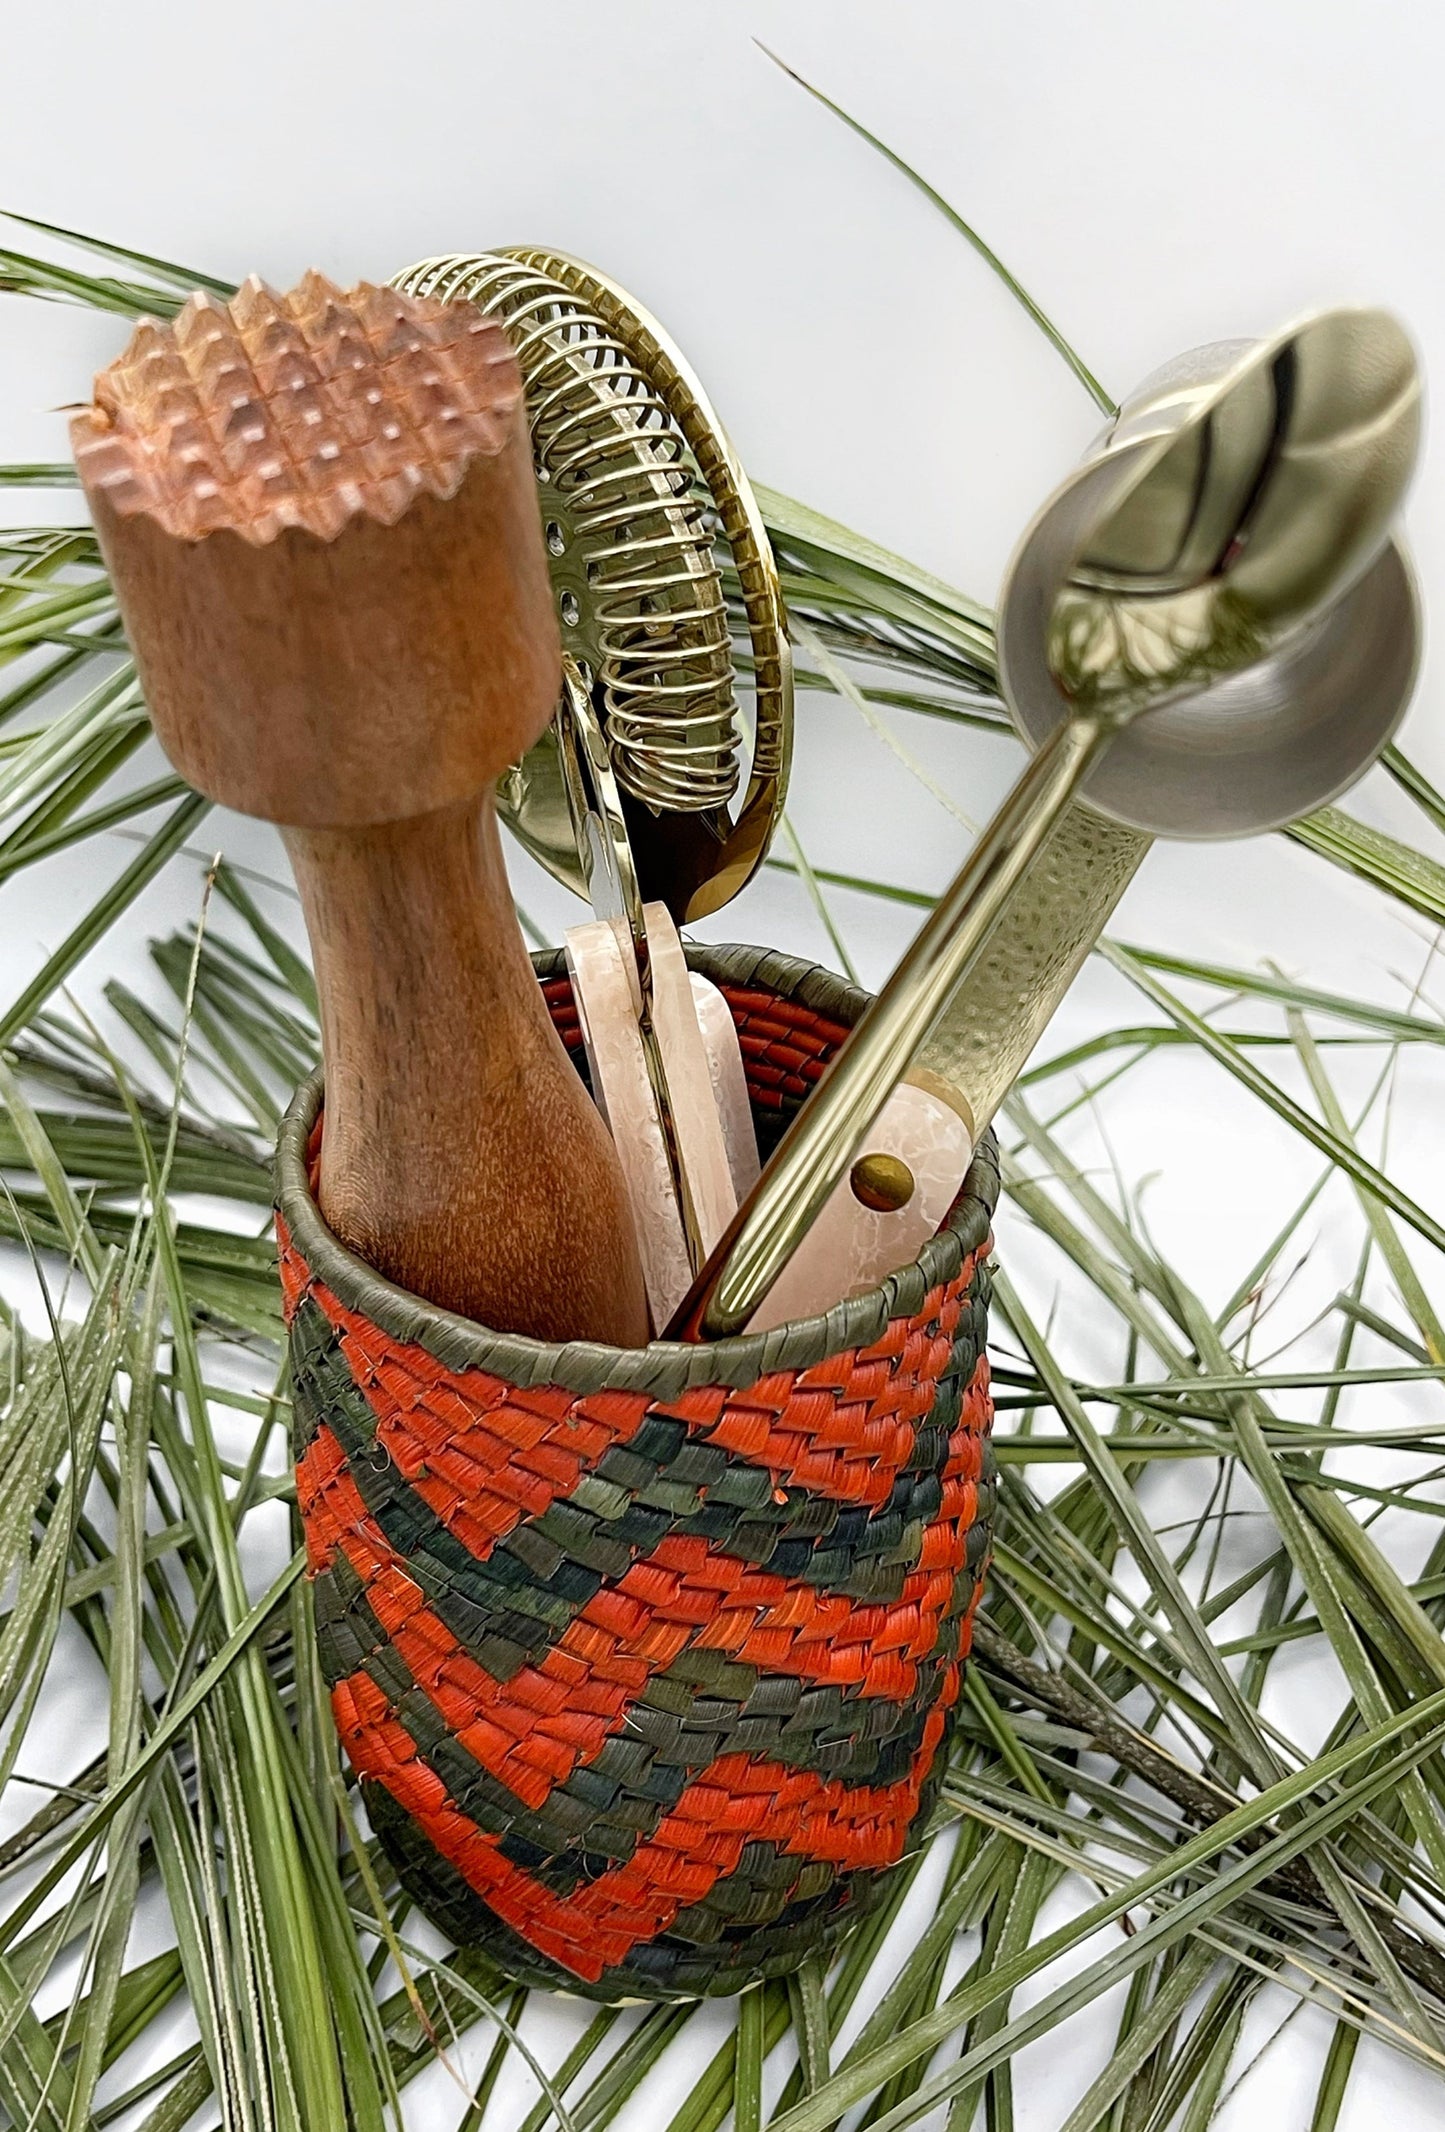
[670,305,1422,1340]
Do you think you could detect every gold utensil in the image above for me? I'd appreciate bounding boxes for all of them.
[392,250,792,923]
[394,252,789,1296]
[555,653,747,1320]
[670,306,1422,1340]
[915,309,1423,1116]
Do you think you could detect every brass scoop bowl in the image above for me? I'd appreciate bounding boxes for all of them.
[672,305,1423,1339]
[1002,307,1420,835]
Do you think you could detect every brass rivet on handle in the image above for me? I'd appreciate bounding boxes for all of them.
[850,1152,916,1213]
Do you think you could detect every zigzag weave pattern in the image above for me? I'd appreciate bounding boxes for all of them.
[280,963,997,2000]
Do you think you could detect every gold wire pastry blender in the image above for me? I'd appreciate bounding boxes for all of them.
[393,252,792,1318]
[394,250,791,925]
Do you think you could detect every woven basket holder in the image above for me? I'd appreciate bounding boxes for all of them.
[275,943,1000,2002]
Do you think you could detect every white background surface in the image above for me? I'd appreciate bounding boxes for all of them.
[3,5,1445,2127]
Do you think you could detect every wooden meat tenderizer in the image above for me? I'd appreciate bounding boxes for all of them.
[72,271,648,1346]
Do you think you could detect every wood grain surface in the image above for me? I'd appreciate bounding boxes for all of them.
[74,273,649,1343]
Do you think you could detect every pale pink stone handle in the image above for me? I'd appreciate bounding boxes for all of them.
[565,919,691,1332]
[563,909,758,1332]
[690,974,760,1204]
[745,1081,974,1335]
[644,904,741,1265]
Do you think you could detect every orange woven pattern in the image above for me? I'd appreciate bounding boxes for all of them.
[282,973,997,1999]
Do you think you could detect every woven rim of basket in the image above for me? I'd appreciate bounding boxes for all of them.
[275,941,1001,1397]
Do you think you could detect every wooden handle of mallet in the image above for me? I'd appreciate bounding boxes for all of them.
[72,271,649,1345]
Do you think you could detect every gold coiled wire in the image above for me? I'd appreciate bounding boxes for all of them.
[393,249,791,921]
[398,252,737,815]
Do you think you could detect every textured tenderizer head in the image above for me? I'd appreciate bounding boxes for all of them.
[72,272,560,829]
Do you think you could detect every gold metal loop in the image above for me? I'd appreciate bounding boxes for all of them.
[393,250,792,922]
